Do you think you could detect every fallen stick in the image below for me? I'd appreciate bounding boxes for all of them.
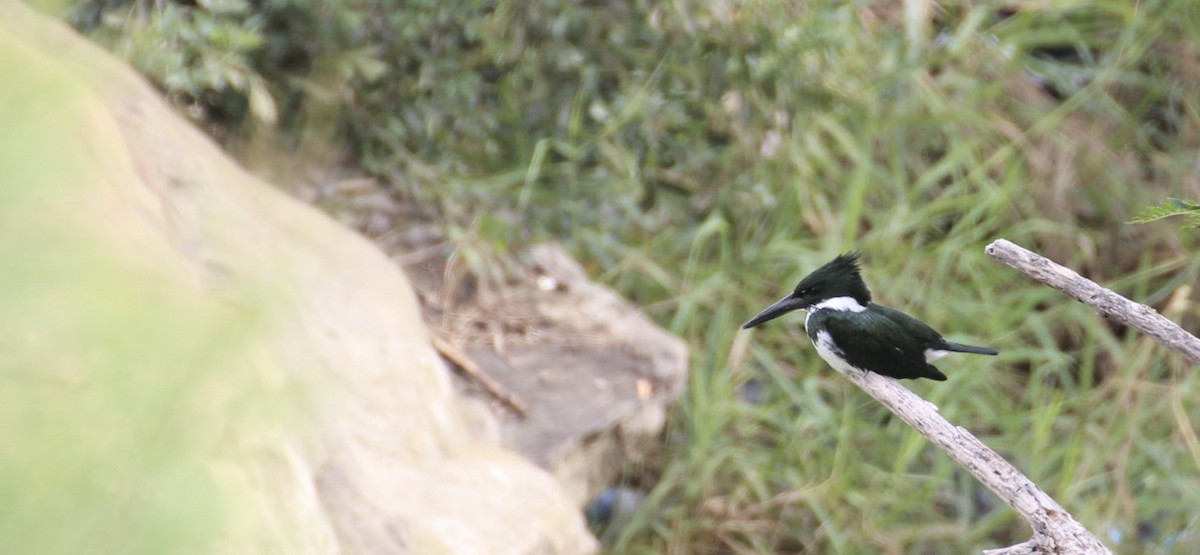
[431,334,529,417]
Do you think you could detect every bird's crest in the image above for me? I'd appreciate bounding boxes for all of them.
[793,251,871,304]
[828,252,862,276]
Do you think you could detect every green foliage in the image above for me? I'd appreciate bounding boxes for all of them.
[72,0,383,130]
[1132,198,1200,228]
[70,0,1200,553]
[74,1,269,122]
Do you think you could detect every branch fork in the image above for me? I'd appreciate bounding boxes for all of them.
[821,238,1200,554]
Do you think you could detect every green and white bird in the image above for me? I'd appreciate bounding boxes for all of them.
[742,253,997,381]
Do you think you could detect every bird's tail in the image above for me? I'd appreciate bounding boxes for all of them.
[943,341,998,356]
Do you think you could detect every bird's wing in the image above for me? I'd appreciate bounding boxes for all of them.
[820,308,946,380]
[873,305,997,355]
[868,305,946,342]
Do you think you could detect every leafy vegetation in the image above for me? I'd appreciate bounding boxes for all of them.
[1133,198,1200,229]
[68,0,1200,553]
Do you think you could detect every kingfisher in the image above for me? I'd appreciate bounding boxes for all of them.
[742,253,997,381]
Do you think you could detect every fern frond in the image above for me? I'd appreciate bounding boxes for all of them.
[1129,198,1200,228]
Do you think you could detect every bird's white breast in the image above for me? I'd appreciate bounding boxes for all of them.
[813,330,859,373]
[805,297,870,373]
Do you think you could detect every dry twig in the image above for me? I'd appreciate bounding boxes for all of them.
[985,238,1200,365]
[431,334,529,417]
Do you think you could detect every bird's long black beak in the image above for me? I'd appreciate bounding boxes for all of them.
[742,294,806,329]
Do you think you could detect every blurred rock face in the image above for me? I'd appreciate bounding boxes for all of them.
[0,2,595,554]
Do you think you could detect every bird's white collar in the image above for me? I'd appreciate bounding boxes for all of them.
[805,296,867,330]
[811,296,868,312]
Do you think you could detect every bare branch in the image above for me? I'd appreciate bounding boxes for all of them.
[840,368,1113,554]
[982,541,1040,555]
[986,239,1200,365]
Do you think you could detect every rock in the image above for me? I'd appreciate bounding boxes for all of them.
[0,2,595,554]
[394,233,689,511]
[397,240,689,509]
[492,244,688,506]
[586,487,648,543]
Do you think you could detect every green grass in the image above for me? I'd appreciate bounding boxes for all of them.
[464,3,1200,553]
[66,0,1200,553]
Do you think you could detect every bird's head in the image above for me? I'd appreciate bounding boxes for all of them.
[742,252,872,329]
